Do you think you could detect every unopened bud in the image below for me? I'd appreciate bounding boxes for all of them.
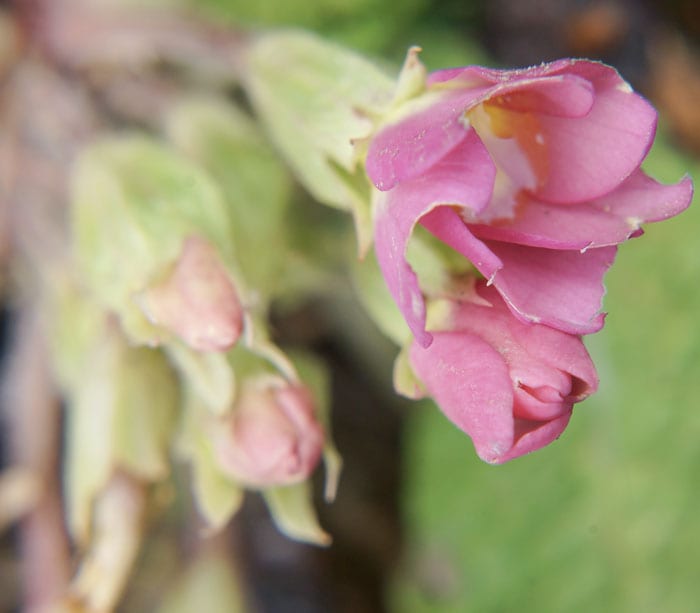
[139,236,243,352]
[213,377,324,488]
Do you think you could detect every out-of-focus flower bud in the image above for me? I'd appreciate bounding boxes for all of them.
[212,376,324,488]
[138,235,243,352]
[408,283,598,464]
[70,136,240,349]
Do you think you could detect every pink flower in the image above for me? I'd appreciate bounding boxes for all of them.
[213,377,325,488]
[409,283,598,463]
[368,59,693,347]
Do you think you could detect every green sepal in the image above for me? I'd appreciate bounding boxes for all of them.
[393,340,426,400]
[263,482,331,546]
[112,346,179,481]
[352,248,410,346]
[167,343,235,416]
[243,30,394,254]
[165,97,292,298]
[176,394,244,530]
[155,546,247,613]
[64,324,178,545]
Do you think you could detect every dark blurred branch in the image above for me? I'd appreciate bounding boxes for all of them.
[2,305,70,612]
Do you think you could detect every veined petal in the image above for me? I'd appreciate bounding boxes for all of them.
[486,241,617,334]
[373,131,496,347]
[469,170,693,250]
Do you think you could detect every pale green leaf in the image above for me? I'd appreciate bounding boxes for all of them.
[264,482,330,546]
[165,97,293,296]
[112,346,179,481]
[244,30,394,252]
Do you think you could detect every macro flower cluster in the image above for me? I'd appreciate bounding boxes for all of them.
[364,52,693,462]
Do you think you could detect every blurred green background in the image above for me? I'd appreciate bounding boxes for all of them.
[187,0,700,611]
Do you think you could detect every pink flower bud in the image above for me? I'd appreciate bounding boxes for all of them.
[139,236,243,352]
[409,283,598,464]
[213,377,324,488]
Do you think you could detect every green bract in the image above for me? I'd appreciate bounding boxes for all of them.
[243,30,395,254]
[166,98,292,297]
[71,136,238,347]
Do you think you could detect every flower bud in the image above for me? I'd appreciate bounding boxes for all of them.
[408,283,598,463]
[139,235,243,352]
[213,377,324,488]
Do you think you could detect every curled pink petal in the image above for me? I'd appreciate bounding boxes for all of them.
[486,241,617,334]
[419,213,616,333]
[409,284,597,463]
[469,170,693,250]
[428,60,656,204]
[374,131,496,346]
[366,89,482,191]
[410,330,516,462]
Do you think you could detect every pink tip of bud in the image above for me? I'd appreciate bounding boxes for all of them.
[139,236,243,352]
[213,377,325,488]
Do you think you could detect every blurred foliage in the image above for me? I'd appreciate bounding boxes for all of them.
[190,0,488,66]
[392,135,700,613]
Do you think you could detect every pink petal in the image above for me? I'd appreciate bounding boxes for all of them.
[527,63,657,203]
[409,331,516,463]
[494,414,572,464]
[452,284,598,400]
[592,169,693,222]
[420,206,503,278]
[366,88,485,191]
[469,170,693,250]
[410,286,597,463]
[430,60,658,204]
[486,241,617,334]
[429,63,595,118]
[427,59,581,87]
[373,132,496,347]
[367,71,595,191]
[469,197,639,250]
[420,214,616,335]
